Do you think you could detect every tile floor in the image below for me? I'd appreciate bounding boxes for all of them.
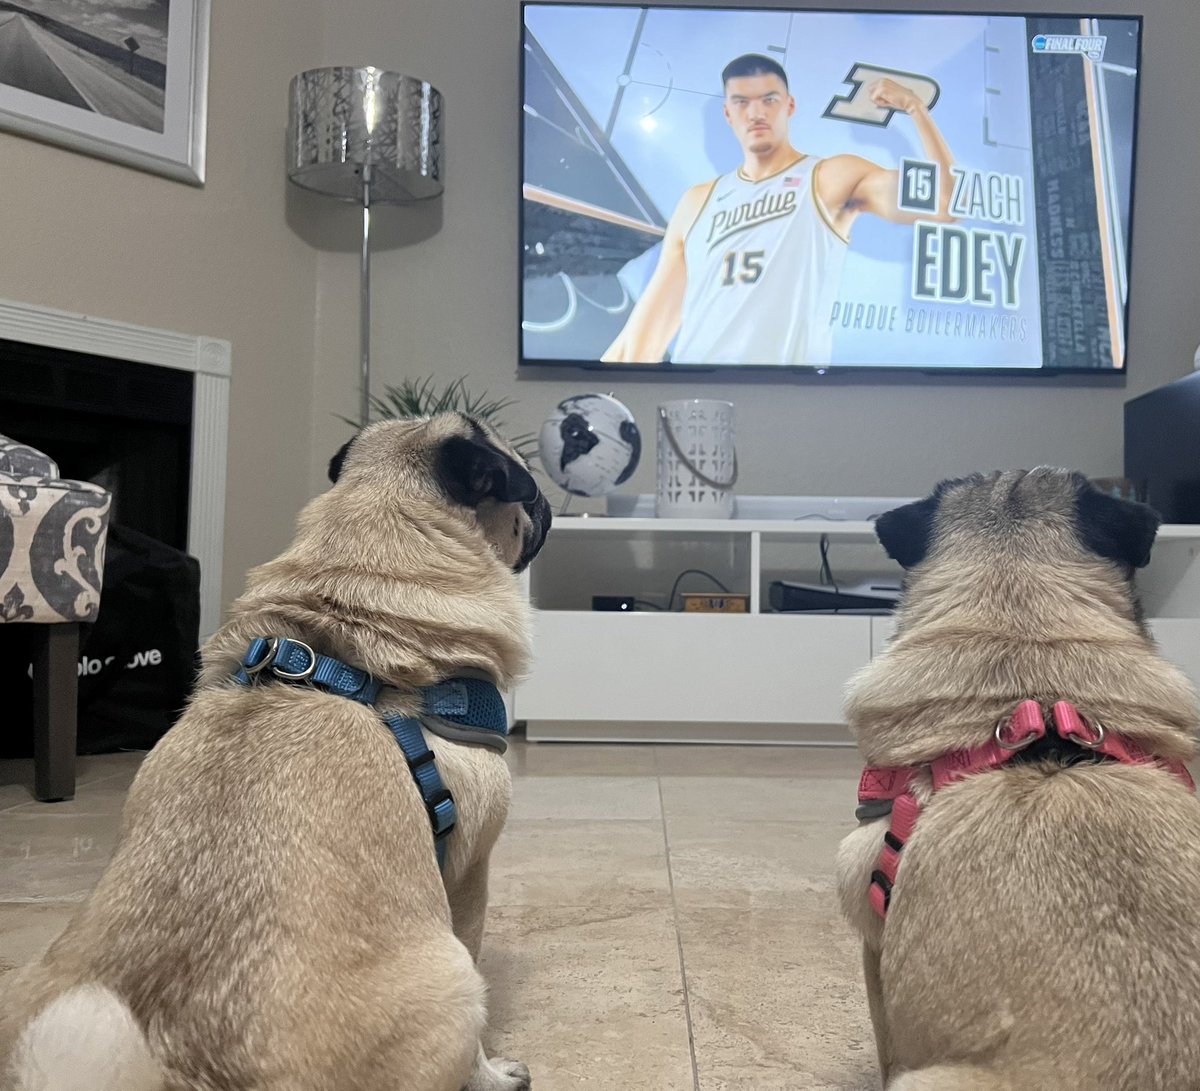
[0,739,876,1090]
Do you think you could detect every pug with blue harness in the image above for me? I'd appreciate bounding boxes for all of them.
[1,414,551,1091]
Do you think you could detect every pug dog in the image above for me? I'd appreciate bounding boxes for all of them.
[1,413,551,1091]
[836,469,1200,1090]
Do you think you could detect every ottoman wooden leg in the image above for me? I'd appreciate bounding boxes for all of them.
[32,623,79,802]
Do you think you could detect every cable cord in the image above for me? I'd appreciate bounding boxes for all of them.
[818,534,840,594]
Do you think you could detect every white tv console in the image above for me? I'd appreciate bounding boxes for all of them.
[514,502,1200,745]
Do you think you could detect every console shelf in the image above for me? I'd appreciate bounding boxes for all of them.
[516,517,1200,744]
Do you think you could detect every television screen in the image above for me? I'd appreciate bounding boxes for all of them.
[521,4,1141,373]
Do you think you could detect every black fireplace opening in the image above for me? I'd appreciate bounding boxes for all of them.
[0,339,202,757]
[0,339,193,551]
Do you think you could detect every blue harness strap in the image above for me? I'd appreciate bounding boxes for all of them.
[232,637,508,871]
[382,712,457,868]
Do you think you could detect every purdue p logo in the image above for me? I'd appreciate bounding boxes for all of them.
[822,64,940,127]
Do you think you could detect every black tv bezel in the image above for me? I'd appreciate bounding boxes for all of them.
[518,1,1144,380]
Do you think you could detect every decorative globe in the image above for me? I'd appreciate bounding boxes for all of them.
[538,393,641,497]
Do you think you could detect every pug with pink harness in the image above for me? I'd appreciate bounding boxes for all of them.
[837,469,1200,1091]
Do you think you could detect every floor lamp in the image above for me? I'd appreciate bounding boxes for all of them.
[287,67,445,427]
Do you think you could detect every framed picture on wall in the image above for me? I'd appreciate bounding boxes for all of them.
[0,0,209,184]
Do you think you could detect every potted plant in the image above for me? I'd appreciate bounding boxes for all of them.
[341,377,537,463]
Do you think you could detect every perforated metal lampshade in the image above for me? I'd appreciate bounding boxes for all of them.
[287,67,444,427]
[287,66,444,203]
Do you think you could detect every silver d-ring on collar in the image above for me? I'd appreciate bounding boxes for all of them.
[1069,720,1107,750]
[994,719,1040,751]
[272,639,318,681]
[242,636,280,677]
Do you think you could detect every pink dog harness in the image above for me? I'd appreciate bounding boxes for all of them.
[858,700,1196,919]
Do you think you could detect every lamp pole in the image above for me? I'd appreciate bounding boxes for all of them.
[360,165,373,427]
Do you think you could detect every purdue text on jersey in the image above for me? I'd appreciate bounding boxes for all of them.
[674,156,848,366]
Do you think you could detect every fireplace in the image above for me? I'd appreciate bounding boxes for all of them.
[0,299,230,636]
[0,340,193,552]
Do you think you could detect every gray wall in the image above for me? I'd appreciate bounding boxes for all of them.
[310,0,1200,509]
[3,2,1195,612]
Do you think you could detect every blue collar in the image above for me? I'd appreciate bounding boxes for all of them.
[232,636,509,869]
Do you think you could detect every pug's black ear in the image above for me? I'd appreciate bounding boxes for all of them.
[1076,485,1161,569]
[875,494,941,569]
[438,436,538,507]
[328,435,358,483]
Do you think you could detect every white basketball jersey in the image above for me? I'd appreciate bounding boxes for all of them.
[673,156,848,366]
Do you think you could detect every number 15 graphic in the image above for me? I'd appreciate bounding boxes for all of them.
[898,159,939,215]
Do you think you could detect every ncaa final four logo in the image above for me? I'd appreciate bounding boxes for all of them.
[1031,34,1106,62]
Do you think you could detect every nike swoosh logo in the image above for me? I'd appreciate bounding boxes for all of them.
[715,191,731,201]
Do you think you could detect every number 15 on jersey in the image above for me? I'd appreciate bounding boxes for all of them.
[720,249,765,286]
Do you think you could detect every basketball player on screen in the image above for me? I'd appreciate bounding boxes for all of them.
[601,53,955,366]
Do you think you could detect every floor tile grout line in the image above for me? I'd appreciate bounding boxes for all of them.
[655,753,702,1091]
[0,760,145,816]
[1,755,142,797]
[0,790,37,814]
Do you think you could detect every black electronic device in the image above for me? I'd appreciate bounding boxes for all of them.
[769,580,900,614]
[592,595,636,612]
[1124,370,1200,523]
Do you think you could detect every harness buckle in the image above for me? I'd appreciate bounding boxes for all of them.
[869,869,893,913]
[425,787,457,839]
[272,639,318,681]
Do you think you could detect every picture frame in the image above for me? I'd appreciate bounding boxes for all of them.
[0,0,210,185]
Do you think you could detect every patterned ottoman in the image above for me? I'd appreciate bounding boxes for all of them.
[0,433,112,800]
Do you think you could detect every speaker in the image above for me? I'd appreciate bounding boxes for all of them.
[1124,370,1200,523]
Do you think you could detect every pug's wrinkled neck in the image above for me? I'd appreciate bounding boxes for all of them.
[197,491,532,694]
[846,551,1199,768]
[898,549,1145,638]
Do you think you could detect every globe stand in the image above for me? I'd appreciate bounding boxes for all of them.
[554,495,608,518]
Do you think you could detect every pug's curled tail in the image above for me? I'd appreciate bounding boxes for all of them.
[10,985,163,1091]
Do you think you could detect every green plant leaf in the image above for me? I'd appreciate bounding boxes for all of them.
[335,376,542,468]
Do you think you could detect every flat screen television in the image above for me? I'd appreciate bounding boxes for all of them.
[520,4,1142,374]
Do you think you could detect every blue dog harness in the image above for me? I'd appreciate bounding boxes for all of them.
[232,636,509,869]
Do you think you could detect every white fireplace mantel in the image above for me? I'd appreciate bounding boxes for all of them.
[0,298,230,637]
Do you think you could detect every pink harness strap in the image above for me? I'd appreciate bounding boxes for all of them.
[860,700,1195,919]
